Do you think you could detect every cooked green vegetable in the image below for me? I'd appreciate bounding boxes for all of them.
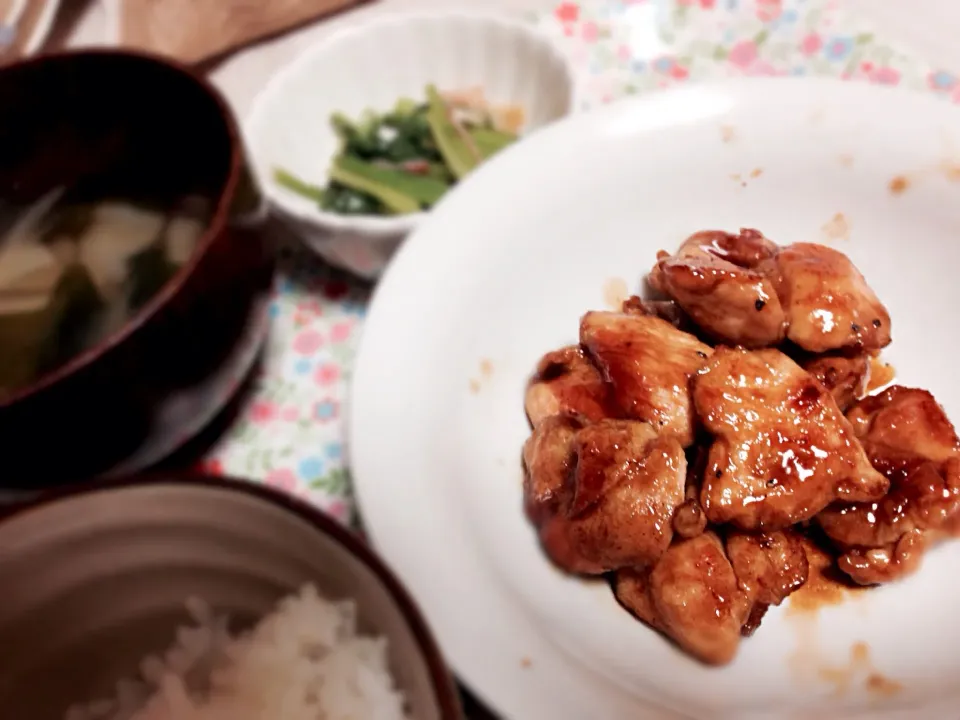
[275,85,523,217]
[323,184,385,215]
[274,169,325,204]
[470,127,518,160]
[424,85,481,180]
[336,157,449,206]
[329,161,419,215]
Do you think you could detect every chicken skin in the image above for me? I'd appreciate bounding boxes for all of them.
[522,417,686,575]
[649,229,787,348]
[615,533,752,665]
[695,347,889,530]
[580,311,712,447]
[818,386,960,584]
[801,353,871,412]
[758,243,891,353]
[524,345,612,428]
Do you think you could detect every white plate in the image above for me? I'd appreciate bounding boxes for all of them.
[348,78,960,720]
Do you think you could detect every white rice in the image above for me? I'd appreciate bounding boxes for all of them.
[63,584,410,720]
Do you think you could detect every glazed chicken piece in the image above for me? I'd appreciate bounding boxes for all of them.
[522,416,686,575]
[522,414,581,527]
[525,345,611,428]
[726,529,809,635]
[620,296,693,332]
[615,532,751,665]
[818,386,960,584]
[679,227,780,267]
[695,347,889,530]
[801,353,871,412]
[847,386,960,462]
[649,229,787,348]
[580,311,712,447]
[758,243,891,353]
[832,530,929,586]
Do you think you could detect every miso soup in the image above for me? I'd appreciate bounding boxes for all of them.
[0,190,211,396]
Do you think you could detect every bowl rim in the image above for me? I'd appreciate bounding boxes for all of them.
[0,471,464,720]
[0,48,254,409]
[244,9,578,241]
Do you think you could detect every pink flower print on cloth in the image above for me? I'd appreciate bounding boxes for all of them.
[728,39,757,68]
[249,400,278,424]
[265,467,298,493]
[314,363,340,387]
[293,329,324,355]
[800,33,822,57]
[869,66,901,86]
[755,0,783,22]
[329,321,352,344]
[554,1,579,23]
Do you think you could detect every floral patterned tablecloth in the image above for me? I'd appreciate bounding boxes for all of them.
[199,0,960,526]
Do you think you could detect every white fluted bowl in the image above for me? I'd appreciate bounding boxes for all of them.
[245,12,576,279]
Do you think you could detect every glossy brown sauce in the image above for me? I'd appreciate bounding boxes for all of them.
[602,277,629,311]
[867,357,896,392]
[469,359,495,394]
[944,508,960,537]
[819,641,903,699]
[886,160,959,195]
[787,612,821,682]
[866,672,903,697]
[817,641,869,697]
[785,538,905,697]
[837,153,855,168]
[788,539,866,615]
[889,176,910,195]
[821,212,850,242]
[941,160,960,182]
